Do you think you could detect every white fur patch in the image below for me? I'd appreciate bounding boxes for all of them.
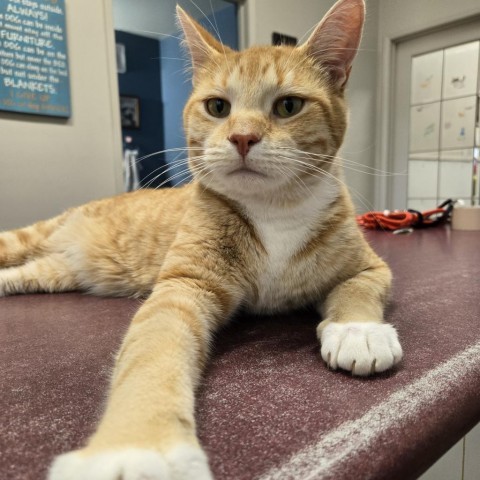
[320,322,403,376]
[248,179,339,310]
[48,446,213,480]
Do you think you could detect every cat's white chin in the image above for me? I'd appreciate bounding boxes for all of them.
[200,170,281,199]
[227,167,268,179]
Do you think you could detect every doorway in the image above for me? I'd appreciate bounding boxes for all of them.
[391,18,480,211]
[112,0,239,190]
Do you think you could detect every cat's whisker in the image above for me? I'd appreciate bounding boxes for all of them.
[140,159,192,188]
[140,30,186,42]
[207,0,233,75]
[281,23,332,77]
[142,154,208,189]
[311,46,377,53]
[179,37,223,81]
[143,168,180,189]
[134,147,200,166]
[284,48,328,78]
[280,165,341,232]
[153,164,198,190]
[269,155,327,192]
[140,154,201,177]
[278,147,405,176]
[134,147,199,165]
[276,163,317,200]
[295,20,319,47]
[285,158,376,213]
[275,153,374,212]
[182,60,226,85]
[292,154,403,178]
[305,157,402,178]
[271,163,345,235]
[181,53,222,81]
[279,24,315,75]
[158,155,205,179]
[188,0,221,43]
[182,161,216,191]
[278,146,380,170]
[196,168,217,193]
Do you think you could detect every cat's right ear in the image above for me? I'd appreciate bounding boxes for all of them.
[176,6,232,80]
[301,0,365,91]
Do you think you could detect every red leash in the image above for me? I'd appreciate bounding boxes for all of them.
[357,199,454,231]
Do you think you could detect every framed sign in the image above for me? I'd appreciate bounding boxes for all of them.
[120,95,140,129]
[0,0,71,118]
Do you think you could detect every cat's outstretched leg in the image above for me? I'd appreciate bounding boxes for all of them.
[317,257,403,376]
[0,254,78,297]
[0,213,68,268]
[48,269,238,480]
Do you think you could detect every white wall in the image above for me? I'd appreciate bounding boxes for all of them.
[0,0,123,230]
[243,0,380,212]
[245,0,335,46]
[375,0,480,209]
[378,0,480,41]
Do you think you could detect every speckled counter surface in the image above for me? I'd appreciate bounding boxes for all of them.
[1,228,480,480]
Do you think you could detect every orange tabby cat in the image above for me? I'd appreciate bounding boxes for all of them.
[0,1,402,478]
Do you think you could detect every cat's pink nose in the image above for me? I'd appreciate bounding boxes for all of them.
[228,134,261,157]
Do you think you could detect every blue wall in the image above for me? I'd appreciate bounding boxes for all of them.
[115,30,170,188]
[160,4,238,185]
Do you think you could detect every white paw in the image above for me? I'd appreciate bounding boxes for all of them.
[319,322,403,376]
[48,445,214,480]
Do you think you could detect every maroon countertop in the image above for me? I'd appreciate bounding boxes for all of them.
[1,227,479,480]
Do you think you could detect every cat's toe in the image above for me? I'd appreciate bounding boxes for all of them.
[48,446,213,480]
[319,322,402,376]
[166,445,213,480]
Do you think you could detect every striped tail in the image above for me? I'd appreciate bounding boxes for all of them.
[0,212,69,268]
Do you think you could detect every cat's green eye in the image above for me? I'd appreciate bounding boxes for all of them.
[273,96,304,118]
[205,98,231,118]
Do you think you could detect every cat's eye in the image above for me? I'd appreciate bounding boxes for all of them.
[205,98,231,118]
[273,97,304,118]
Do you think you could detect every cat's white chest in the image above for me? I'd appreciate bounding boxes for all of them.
[254,217,312,307]
[244,182,339,312]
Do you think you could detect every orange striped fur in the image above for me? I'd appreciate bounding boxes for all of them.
[1,1,402,479]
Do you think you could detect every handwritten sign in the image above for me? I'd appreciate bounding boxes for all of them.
[0,0,71,118]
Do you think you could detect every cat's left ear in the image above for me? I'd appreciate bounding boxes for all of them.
[176,6,233,79]
[302,0,365,90]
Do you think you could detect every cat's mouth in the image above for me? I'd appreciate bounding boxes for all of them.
[227,167,267,178]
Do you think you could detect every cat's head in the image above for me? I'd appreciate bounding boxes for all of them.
[178,0,364,203]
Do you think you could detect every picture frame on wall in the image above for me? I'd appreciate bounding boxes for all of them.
[120,96,140,129]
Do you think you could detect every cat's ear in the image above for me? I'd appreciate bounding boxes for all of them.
[176,6,232,76]
[302,0,365,90]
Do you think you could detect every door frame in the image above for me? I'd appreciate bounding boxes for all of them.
[391,20,480,209]
[374,8,480,210]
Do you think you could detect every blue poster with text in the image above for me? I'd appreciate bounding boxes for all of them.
[0,0,71,118]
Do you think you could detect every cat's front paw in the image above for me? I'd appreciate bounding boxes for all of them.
[48,445,214,480]
[319,321,403,376]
